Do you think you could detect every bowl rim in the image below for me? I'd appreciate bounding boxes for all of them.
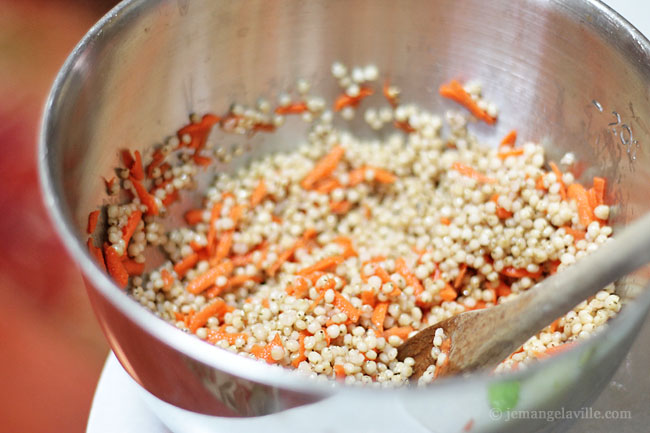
[38,0,650,397]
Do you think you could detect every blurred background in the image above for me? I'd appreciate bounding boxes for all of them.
[0,1,118,432]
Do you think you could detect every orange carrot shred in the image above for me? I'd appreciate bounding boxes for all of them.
[394,257,424,295]
[332,236,357,258]
[333,86,373,112]
[87,238,106,272]
[251,333,284,364]
[186,260,234,294]
[500,129,517,147]
[121,210,142,246]
[301,145,345,190]
[213,230,234,263]
[440,284,458,302]
[333,292,360,323]
[383,326,413,340]
[539,341,576,358]
[250,180,267,207]
[371,302,389,333]
[173,252,199,279]
[188,300,232,332]
[499,266,542,279]
[440,217,451,225]
[161,269,174,290]
[87,210,100,234]
[394,120,416,134]
[290,334,307,367]
[129,176,159,216]
[184,209,205,225]
[104,244,128,288]
[314,177,342,194]
[297,255,345,276]
[593,177,606,206]
[330,200,352,214]
[206,327,248,346]
[193,154,212,166]
[103,176,116,192]
[549,162,567,200]
[267,229,317,277]
[121,149,135,168]
[361,290,376,307]
[286,277,310,298]
[334,364,346,378]
[567,183,594,227]
[206,201,223,255]
[383,79,398,107]
[454,264,467,289]
[131,150,145,180]
[439,79,496,124]
[536,174,546,191]
[497,148,524,159]
[123,259,145,276]
[562,226,586,241]
[275,102,308,115]
[451,162,496,184]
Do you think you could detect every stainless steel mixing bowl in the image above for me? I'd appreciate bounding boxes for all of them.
[39,0,650,431]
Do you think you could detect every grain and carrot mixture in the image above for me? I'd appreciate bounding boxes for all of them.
[87,63,621,386]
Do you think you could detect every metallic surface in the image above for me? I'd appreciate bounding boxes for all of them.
[40,0,650,431]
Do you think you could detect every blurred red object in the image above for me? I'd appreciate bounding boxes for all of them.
[0,1,118,432]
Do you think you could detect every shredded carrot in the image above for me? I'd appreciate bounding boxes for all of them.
[121,210,142,246]
[383,326,413,340]
[177,114,220,151]
[87,210,100,234]
[440,284,458,302]
[123,259,145,276]
[173,252,199,279]
[549,260,561,275]
[207,327,249,346]
[562,226,586,241]
[286,277,310,298]
[333,86,373,112]
[334,364,346,378]
[146,151,165,178]
[330,200,352,214]
[130,176,159,216]
[536,174,546,191]
[297,255,345,276]
[394,257,424,295]
[494,280,512,298]
[538,341,576,358]
[567,183,594,227]
[549,162,567,200]
[373,167,397,184]
[213,230,234,263]
[161,269,174,290]
[371,302,389,333]
[86,238,106,272]
[186,260,234,294]
[250,180,267,207]
[104,244,128,288]
[500,130,517,147]
[192,154,212,166]
[332,236,357,258]
[267,229,317,276]
[314,177,342,194]
[103,176,116,192]
[333,292,360,323]
[394,120,416,134]
[291,333,307,367]
[275,102,308,115]
[454,264,467,289]
[548,318,562,333]
[188,300,233,332]
[184,209,205,225]
[206,201,223,255]
[439,79,496,124]
[121,149,135,169]
[360,290,376,307]
[592,177,606,206]
[440,217,451,225]
[451,162,496,184]
[497,148,524,159]
[251,333,284,364]
[499,266,542,279]
[206,275,262,298]
[383,79,398,107]
[301,145,345,190]
[131,150,145,180]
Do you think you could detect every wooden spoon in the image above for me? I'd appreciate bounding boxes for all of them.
[398,212,650,380]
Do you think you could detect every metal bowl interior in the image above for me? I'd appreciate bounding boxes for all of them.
[40,0,650,431]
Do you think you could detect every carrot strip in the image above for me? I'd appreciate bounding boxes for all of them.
[439,79,496,124]
[275,102,308,115]
[567,183,594,227]
[333,292,360,323]
[188,300,232,332]
[333,86,374,112]
[146,151,165,178]
[291,334,307,367]
[207,327,249,346]
[371,265,392,284]
[251,333,284,363]
[104,244,128,288]
[549,162,567,200]
[383,79,398,107]
[451,162,496,184]
[161,269,174,290]
[267,229,317,277]
[332,236,357,258]
[87,210,100,234]
[250,180,267,207]
[494,280,512,298]
[539,341,577,358]
[177,114,220,151]
[286,277,311,298]
[131,150,145,180]
[87,238,106,272]
[173,252,199,279]
[562,226,586,241]
[334,364,346,379]
[593,177,606,206]
[394,257,424,295]
[497,148,524,159]
[213,230,234,263]
[186,260,234,294]
[440,217,451,225]
[193,154,212,166]
[121,149,135,168]
[348,167,367,187]
[383,326,413,340]
[103,176,116,192]
[330,200,352,214]
[297,255,345,276]
[206,201,223,255]
[314,177,342,194]
[371,302,389,333]
[123,259,145,276]
[361,290,376,307]
[184,209,205,225]
[301,145,345,190]
[536,174,546,191]
[454,264,467,289]
[121,210,142,246]
[440,284,458,302]
[206,275,262,298]
[500,130,517,147]
[130,176,159,216]
[373,168,397,184]
[499,266,542,279]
